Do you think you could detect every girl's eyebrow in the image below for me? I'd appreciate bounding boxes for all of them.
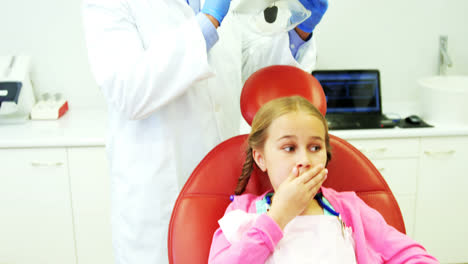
[309,136,324,141]
[276,135,297,141]
[276,135,324,142]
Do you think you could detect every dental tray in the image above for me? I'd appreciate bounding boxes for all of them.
[30,93,69,120]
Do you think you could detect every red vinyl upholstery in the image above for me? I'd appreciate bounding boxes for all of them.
[241,65,327,125]
[168,65,405,264]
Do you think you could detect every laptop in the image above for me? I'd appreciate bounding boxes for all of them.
[312,70,396,130]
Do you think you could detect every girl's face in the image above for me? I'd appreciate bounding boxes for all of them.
[253,111,328,190]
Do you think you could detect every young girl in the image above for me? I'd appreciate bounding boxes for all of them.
[208,96,438,263]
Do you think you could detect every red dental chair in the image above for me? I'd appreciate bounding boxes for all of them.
[168,65,405,264]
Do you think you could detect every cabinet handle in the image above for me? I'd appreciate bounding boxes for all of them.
[423,150,456,156]
[31,161,64,167]
[373,147,388,152]
[359,147,388,154]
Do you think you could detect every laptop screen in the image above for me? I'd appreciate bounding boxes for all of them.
[312,70,381,114]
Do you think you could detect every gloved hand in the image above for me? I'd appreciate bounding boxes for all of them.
[201,0,231,25]
[297,0,328,33]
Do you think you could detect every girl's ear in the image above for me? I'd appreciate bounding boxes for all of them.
[252,149,267,172]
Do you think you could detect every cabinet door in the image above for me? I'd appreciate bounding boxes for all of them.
[0,148,76,264]
[373,158,418,238]
[348,138,420,160]
[347,138,420,237]
[415,136,468,263]
[67,147,114,264]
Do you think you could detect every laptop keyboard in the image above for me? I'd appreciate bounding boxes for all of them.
[326,116,396,130]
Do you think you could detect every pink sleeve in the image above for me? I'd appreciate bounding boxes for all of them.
[352,195,439,263]
[208,205,283,264]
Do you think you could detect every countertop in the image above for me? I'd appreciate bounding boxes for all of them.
[0,109,107,148]
[1,109,468,149]
[329,125,468,140]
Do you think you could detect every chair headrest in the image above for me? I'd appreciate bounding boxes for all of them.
[240,65,327,126]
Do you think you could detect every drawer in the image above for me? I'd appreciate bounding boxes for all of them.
[347,138,420,160]
[373,158,418,195]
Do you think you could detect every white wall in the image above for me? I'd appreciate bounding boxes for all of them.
[0,0,104,109]
[314,0,468,103]
[0,0,467,109]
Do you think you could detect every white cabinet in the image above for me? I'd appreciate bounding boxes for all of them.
[414,136,468,264]
[347,135,468,263]
[68,147,114,264]
[0,148,76,264]
[0,146,113,264]
[347,138,420,238]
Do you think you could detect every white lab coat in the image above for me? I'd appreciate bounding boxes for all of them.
[82,0,318,263]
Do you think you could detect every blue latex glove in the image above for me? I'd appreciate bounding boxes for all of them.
[201,0,231,25]
[297,0,328,33]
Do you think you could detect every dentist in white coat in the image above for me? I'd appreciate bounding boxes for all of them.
[82,0,328,263]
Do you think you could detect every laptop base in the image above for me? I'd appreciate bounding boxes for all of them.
[326,115,397,130]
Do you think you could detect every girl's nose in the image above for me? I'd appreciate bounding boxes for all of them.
[296,149,313,174]
[296,162,311,175]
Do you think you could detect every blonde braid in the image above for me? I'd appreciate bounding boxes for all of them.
[234,147,254,195]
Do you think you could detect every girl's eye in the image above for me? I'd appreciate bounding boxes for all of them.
[283,146,295,152]
[310,145,321,152]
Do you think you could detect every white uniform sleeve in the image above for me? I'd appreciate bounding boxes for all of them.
[294,33,318,73]
[82,0,214,120]
[239,22,318,83]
